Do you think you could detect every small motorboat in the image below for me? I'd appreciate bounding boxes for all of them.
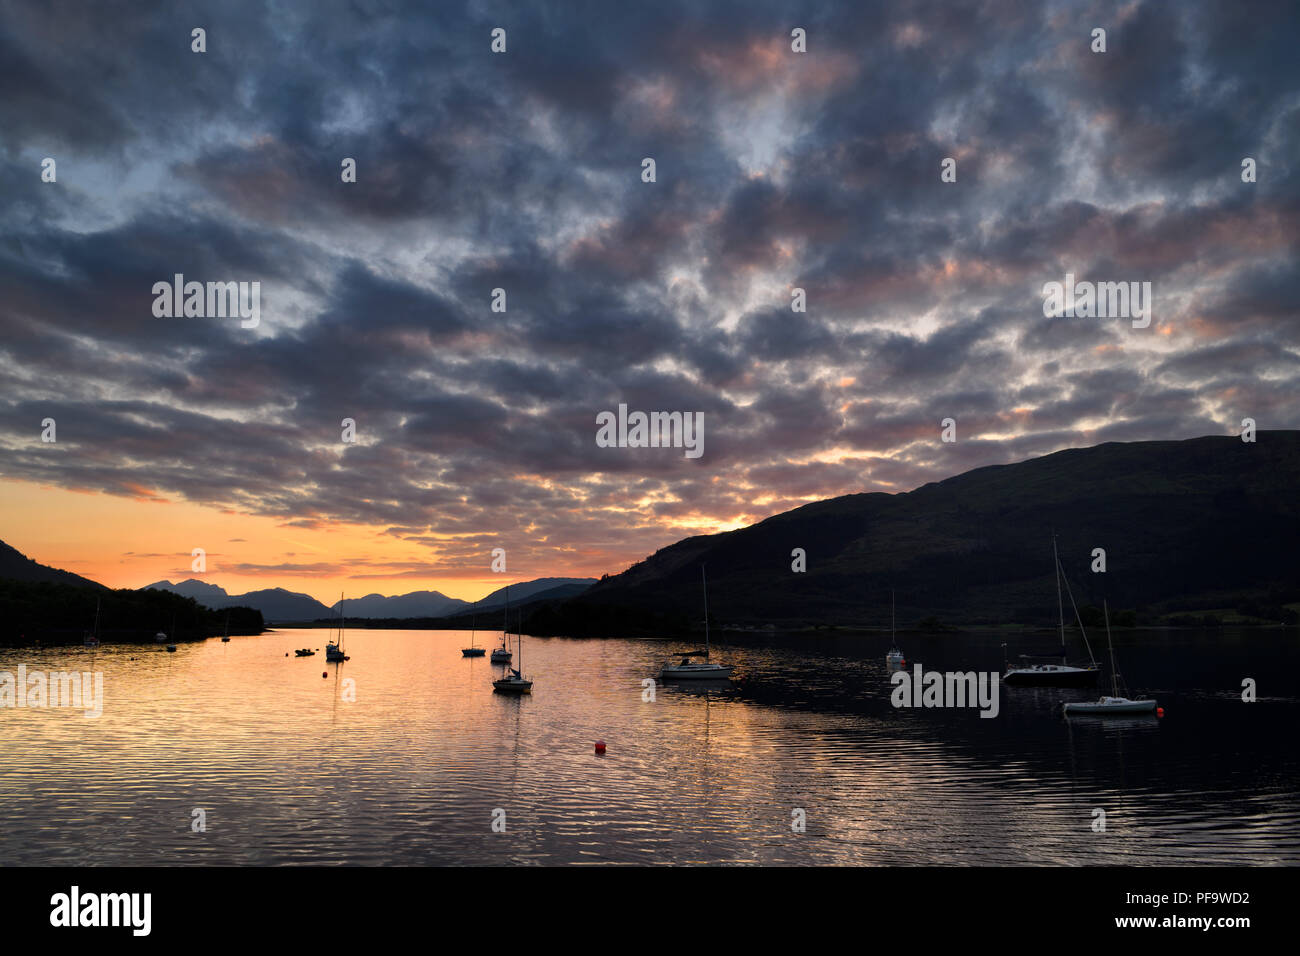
[490,645,511,663]
[165,644,177,652]
[295,648,315,657]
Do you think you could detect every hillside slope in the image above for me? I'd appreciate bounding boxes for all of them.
[558,432,1300,630]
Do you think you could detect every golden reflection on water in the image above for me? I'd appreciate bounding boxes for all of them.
[0,628,1296,865]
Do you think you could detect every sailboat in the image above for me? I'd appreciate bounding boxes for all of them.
[325,594,349,662]
[462,597,486,657]
[492,616,532,694]
[490,586,512,663]
[660,565,733,680]
[1064,600,1157,715]
[221,610,231,642]
[885,590,905,670]
[83,598,102,647]
[1003,535,1100,687]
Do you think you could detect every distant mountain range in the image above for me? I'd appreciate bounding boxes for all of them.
[532,432,1300,634]
[327,590,468,618]
[141,577,596,623]
[141,580,332,622]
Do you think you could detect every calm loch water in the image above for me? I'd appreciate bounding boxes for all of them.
[1,627,1296,865]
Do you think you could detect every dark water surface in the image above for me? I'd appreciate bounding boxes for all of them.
[1,627,1296,865]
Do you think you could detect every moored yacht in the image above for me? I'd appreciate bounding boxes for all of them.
[1064,600,1157,716]
[490,587,512,663]
[83,599,102,647]
[660,566,733,680]
[1004,535,1100,687]
[462,597,486,657]
[885,591,904,670]
[325,594,349,662]
[492,616,532,694]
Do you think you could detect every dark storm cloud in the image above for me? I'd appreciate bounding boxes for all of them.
[1,0,1298,577]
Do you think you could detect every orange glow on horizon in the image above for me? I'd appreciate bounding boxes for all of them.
[0,478,612,604]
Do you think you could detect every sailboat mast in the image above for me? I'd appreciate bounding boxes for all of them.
[891,590,896,641]
[340,592,345,650]
[702,564,710,657]
[1052,534,1065,659]
[1104,599,1118,697]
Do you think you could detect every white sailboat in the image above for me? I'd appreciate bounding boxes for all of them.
[1063,600,1157,715]
[885,590,905,670]
[326,594,349,662]
[1003,535,1100,686]
[221,609,231,641]
[660,565,733,680]
[490,586,512,663]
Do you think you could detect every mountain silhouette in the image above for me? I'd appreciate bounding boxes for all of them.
[537,432,1300,633]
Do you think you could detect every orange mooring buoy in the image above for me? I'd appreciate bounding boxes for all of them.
[595,740,606,754]
[322,672,328,678]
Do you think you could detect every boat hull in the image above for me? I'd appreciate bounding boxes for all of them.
[1003,666,1099,687]
[490,651,512,663]
[660,664,733,680]
[1064,697,1157,715]
[492,680,532,694]
[462,648,486,657]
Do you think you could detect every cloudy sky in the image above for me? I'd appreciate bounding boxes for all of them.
[1,0,1297,602]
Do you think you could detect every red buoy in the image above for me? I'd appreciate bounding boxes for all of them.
[1156,707,1165,717]
[594,740,606,754]
[322,672,328,678]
